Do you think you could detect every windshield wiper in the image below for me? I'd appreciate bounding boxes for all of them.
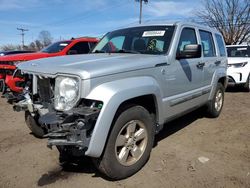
[114,49,141,54]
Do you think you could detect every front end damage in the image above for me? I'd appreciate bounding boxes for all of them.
[40,105,100,150]
[13,73,102,154]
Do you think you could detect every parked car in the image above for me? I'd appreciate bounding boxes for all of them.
[0,50,35,56]
[226,45,250,91]
[15,21,227,179]
[0,37,99,97]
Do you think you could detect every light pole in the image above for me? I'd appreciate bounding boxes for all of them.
[136,0,148,24]
[17,27,29,49]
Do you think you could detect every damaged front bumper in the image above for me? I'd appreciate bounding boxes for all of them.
[39,106,100,150]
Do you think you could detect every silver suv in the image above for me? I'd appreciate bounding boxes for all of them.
[16,21,227,179]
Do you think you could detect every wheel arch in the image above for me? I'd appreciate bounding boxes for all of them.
[84,76,163,157]
[209,68,227,100]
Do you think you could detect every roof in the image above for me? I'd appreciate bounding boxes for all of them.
[115,20,220,34]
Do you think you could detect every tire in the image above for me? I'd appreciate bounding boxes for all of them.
[0,81,3,93]
[206,83,225,118]
[93,105,155,180]
[243,74,250,92]
[25,111,47,138]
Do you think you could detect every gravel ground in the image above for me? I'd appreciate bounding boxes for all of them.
[0,89,249,188]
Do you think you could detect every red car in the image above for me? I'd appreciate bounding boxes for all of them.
[0,37,99,96]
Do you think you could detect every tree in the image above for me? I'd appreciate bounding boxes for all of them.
[38,30,53,47]
[35,40,43,51]
[196,0,250,45]
[1,44,22,51]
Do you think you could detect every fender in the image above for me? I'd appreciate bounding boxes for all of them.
[209,67,227,100]
[84,76,164,157]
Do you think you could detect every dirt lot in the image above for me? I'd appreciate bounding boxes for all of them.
[0,90,249,188]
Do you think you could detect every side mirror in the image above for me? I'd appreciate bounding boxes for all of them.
[67,50,78,55]
[176,44,201,59]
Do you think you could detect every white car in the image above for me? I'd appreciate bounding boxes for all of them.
[227,45,250,91]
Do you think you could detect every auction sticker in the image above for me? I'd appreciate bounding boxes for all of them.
[237,47,247,51]
[142,30,165,37]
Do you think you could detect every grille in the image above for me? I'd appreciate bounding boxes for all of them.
[37,77,54,103]
[0,61,14,65]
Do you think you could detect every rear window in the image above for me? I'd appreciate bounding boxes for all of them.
[227,46,250,57]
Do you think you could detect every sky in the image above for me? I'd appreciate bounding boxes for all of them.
[0,0,202,46]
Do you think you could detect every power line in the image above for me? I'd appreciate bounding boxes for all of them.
[36,1,128,28]
[17,27,29,48]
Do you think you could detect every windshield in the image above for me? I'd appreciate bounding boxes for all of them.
[227,46,250,57]
[41,41,71,53]
[92,26,175,55]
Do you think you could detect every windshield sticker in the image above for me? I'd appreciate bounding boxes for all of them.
[142,30,165,37]
[237,48,247,51]
[59,43,69,46]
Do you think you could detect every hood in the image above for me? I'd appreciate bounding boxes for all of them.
[228,57,250,64]
[18,53,168,79]
[0,52,49,61]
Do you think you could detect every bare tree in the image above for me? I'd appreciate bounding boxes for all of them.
[35,40,44,51]
[1,44,22,51]
[196,0,250,45]
[38,30,53,47]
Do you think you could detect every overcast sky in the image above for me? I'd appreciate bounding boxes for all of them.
[0,0,202,46]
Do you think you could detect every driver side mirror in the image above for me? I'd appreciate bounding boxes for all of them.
[176,44,201,60]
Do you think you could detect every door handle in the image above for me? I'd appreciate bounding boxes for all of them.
[215,61,221,65]
[196,62,205,68]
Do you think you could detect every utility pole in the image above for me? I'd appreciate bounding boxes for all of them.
[17,27,29,49]
[136,0,148,24]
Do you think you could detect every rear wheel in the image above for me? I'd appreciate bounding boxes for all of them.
[206,83,225,118]
[243,74,250,92]
[93,105,155,180]
[25,111,47,138]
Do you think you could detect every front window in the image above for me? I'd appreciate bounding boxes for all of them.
[41,41,71,53]
[227,46,250,57]
[92,26,175,55]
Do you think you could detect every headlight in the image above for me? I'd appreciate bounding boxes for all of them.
[54,76,79,111]
[228,62,248,68]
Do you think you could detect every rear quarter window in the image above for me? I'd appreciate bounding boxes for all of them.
[199,30,216,57]
[215,34,226,57]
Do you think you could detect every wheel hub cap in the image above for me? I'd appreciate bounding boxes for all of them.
[215,90,223,112]
[115,120,148,166]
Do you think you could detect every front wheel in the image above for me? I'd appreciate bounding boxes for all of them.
[93,105,155,180]
[206,83,225,118]
[25,111,47,138]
